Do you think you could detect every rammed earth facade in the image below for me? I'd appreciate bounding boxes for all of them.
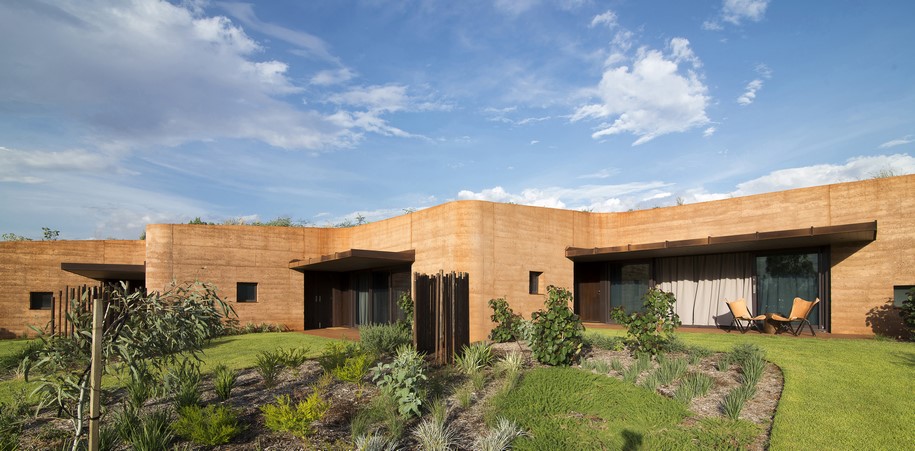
[2,175,913,340]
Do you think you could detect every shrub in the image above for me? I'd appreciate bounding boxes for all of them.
[529,286,584,366]
[611,287,681,356]
[360,323,412,356]
[173,404,241,445]
[254,349,285,388]
[164,358,201,409]
[319,341,364,373]
[495,350,524,376]
[279,346,311,368]
[455,342,494,375]
[515,319,534,343]
[213,364,238,401]
[372,345,427,417]
[488,298,522,343]
[411,414,459,451]
[583,332,626,351]
[224,322,287,335]
[900,287,915,340]
[474,418,528,451]
[332,352,374,387]
[125,408,173,451]
[261,391,330,439]
[397,292,415,333]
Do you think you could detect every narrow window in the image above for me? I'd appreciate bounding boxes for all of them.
[529,271,543,295]
[30,292,53,310]
[237,282,258,303]
[893,285,914,307]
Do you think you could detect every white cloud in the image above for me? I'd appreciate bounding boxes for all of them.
[879,136,913,149]
[578,168,620,179]
[572,38,710,145]
[703,126,717,137]
[530,140,540,145]
[457,181,672,211]
[218,1,341,63]
[722,0,770,25]
[590,10,617,29]
[737,79,764,105]
[310,68,357,86]
[0,146,125,184]
[704,0,769,30]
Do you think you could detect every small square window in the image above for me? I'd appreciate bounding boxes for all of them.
[893,285,914,307]
[30,292,53,310]
[529,271,543,295]
[237,282,258,303]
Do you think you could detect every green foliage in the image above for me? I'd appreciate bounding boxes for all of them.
[0,339,42,375]
[173,404,241,445]
[611,287,681,355]
[580,358,610,374]
[354,431,400,451]
[608,357,624,373]
[730,343,766,366]
[410,411,459,451]
[397,292,414,333]
[261,391,330,439]
[350,392,404,441]
[124,362,156,412]
[655,357,688,386]
[360,323,412,356]
[473,418,528,451]
[213,363,238,401]
[42,227,60,241]
[223,322,287,335]
[529,286,584,366]
[1,232,32,241]
[371,345,427,417]
[488,298,522,343]
[583,331,626,351]
[165,357,202,409]
[254,349,284,388]
[495,350,524,376]
[455,385,473,409]
[716,353,733,372]
[722,385,754,420]
[674,372,714,404]
[125,408,174,451]
[740,354,766,389]
[318,341,364,373]
[622,353,652,384]
[278,346,311,368]
[640,371,662,391]
[644,417,760,450]
[0,400,23,451]
[901,287,915,340]
[332,353,373,386]
[454,341,494,375]
[21,280,233,445]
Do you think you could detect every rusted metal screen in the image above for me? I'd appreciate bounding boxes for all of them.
[51,284,132,336]
[414,271,469,365]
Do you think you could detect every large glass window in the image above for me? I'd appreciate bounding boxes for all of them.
[610,263,650,313]
[30,292,53,310]
[756,252,821,326]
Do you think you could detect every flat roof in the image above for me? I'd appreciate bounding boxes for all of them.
[566,221,877,262]
[289,249,415,272]
[61,263,146,281]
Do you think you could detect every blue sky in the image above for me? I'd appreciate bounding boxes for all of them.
[1,0,914,239]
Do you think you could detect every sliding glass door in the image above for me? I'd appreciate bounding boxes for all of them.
[610,262,651,314]
[756,252,822,326]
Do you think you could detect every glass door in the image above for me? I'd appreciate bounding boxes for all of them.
[610,262,651,314]
[755,252,821,326]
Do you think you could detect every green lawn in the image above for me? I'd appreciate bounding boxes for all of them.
[0,332,339,405]
[588,329,915,450]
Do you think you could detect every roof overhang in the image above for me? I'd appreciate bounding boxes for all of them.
[61,263,146,281]
[566,221,877,262]
[289,249,415,272]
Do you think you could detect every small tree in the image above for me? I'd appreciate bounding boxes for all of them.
[397,292,414,333]
[488,298,521,343]
[42,227,60,241]
[529,286,583,366]
[22,281,235,450]
[611,287,681,355]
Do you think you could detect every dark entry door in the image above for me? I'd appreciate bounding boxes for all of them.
[304,272,335,329]
[575,262,607,322]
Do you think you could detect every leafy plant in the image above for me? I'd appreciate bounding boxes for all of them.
[319,341,364,373]
[261,391,330,439]
[213,363,238,401]
[124,362,156,412]
[583,332,626,351]
[473,418,528,451]
[455,342,494,375]
[397,292,415,333]
[332,352,374,390]
[125,408,173,451]
[488,298,522,343]
[20,280,234,449]
[173,404,241,445]
[164,357,202,409]
[611,287,681,356]
[360,323,412,356]
[254,349,285,388]
[529,286,584,366]
[900,287,915,340]
[279,346,311,368]
[371,345,427,417]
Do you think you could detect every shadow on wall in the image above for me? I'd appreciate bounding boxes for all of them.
[865,300,906,339]
[0,328,19,339]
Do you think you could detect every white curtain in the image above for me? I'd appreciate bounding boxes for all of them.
[656,253,754,326]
